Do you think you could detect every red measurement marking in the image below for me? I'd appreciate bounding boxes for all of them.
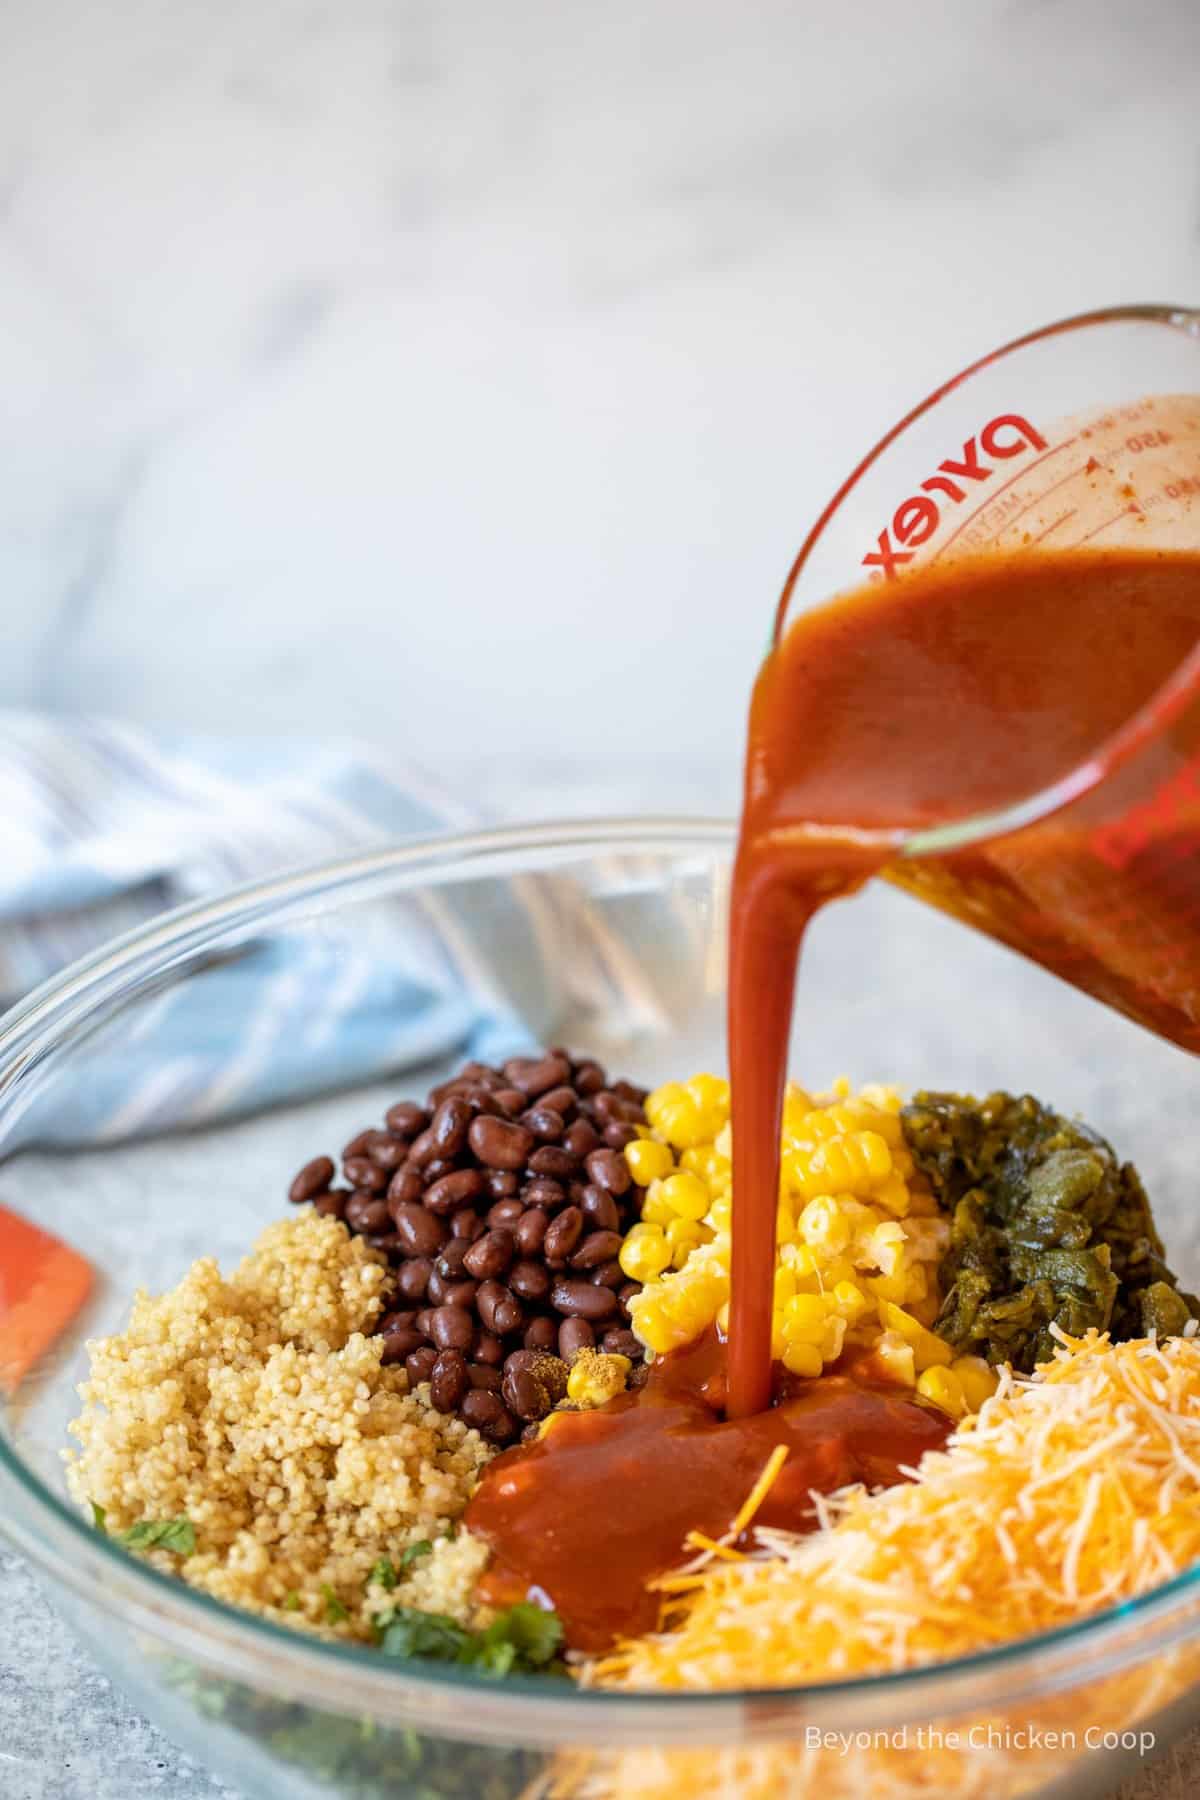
[0,1204,92,1393]
[1031,508,1078,545]
[932,438,1077,562]
[990,458,1096,543]
[1074,506,1139,549]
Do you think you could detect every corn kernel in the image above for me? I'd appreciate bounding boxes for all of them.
[625,1138,674,1185]
[875,1330,916,1386]
[619,1231,673,1282]
[917,1365,967,1420]
[783,1293,828,1335]
[951,1354,999,1412]
[782,1340,823,1378]
[798,1196,851,1253]
[881,1301,952,1371]
[831,1280,872,1323]
[567,1350,632,1407]
[659,1171,711,1222]
[640,1189,677,1227]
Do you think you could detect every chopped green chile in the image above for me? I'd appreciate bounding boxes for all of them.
[902,1091,1200,1371]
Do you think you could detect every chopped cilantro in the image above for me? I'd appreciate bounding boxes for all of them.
[378,1608,472,1663]
[321,1583,349,1625]
[89,1501,107,1533]
[282,1591,301,1612]
[399,1539,433,1571]
[367,1556,397,1591]
[119,1517,196,1556]
[376,1601,565,1677]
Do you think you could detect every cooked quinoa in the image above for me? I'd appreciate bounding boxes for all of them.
[65,1209,494,1641]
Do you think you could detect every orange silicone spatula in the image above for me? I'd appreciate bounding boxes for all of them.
[0,1202,93,1394]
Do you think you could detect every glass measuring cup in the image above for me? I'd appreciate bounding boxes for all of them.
[776,305,1200,1049]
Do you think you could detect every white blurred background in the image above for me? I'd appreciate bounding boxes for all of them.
[1,0,1198,818]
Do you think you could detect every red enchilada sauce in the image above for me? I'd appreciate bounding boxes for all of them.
[470,545,1200,1643]
[468,1332,950,1651]
[727,547,1200,1414]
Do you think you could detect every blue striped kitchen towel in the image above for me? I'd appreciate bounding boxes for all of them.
[0,715,651,1151]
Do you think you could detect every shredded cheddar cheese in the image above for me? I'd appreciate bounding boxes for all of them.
[557,1330,1200,1799]
[589,1331,1200,1694]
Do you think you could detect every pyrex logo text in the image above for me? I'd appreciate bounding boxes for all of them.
[864,414,1048,578]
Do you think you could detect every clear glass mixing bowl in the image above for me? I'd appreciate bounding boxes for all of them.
[4,819,1200,1800]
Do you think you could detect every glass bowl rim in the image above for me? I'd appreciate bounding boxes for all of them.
[2,814,1200,1742]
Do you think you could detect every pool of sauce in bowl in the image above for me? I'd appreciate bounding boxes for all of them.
[466,1330,950,1651]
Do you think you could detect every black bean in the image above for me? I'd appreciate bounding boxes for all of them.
[341,1130,376,1160]
[540,1084,579,1119]
[429,1348,469,1412]
[436,1239,470,1277]
[390,1201,447,1258]
[450,1208,484,1241]
[468,1116,534,1170]
[521,1105,564,1143]
[343,1155,387,1194]
[486,1170,519,1199]
[524,1315,558,1352]
[386,1101,428,1136]
[460,1389,517,1442]
[407,1128,441,1168]
[430,1095,472,1156]
[544,1206,584,1263]
[345,1193,391,1234]
[521,1182,566,1217]
[427,1271,478,1310]
[503,1054,571,1098]
[563,1119,600,1159]
[405,1346,438,1386]
[414,1309,436,1337]
[558,1316,595,1358]
[312,1190,347,1219]
[380,1318,424,1361]
[503,1366,552,1420]
[492,1086,527,1117]
[604,1122,639,1150]
[509,1260,551,1303]
[368,1136,407,1172]
[364,1231,402,1256]
[515,1209,549,1256]
[428,1306,475,1351]
[477,1280,523,1337]
[289,1155,335,1203]
[528,1147,577,1181]
[589,1258,625,1290]
[467,1363,504,1393]
[424,1169,486,1215]
[601,1329,643,1360]
[613,1078,648,1104]
[574,1062,605,1095]
[475,1331,505,1365]
[551,1278,618,1321]
[487,1198,525,1230]
[422,1158,457,1184]
[394,1256,433,1302]
[463,1229,515,1281]
[387,1165,425,1206]
[571,1229,623,1269]
[579,1185,620,1232]
[585,1147,632,1198]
